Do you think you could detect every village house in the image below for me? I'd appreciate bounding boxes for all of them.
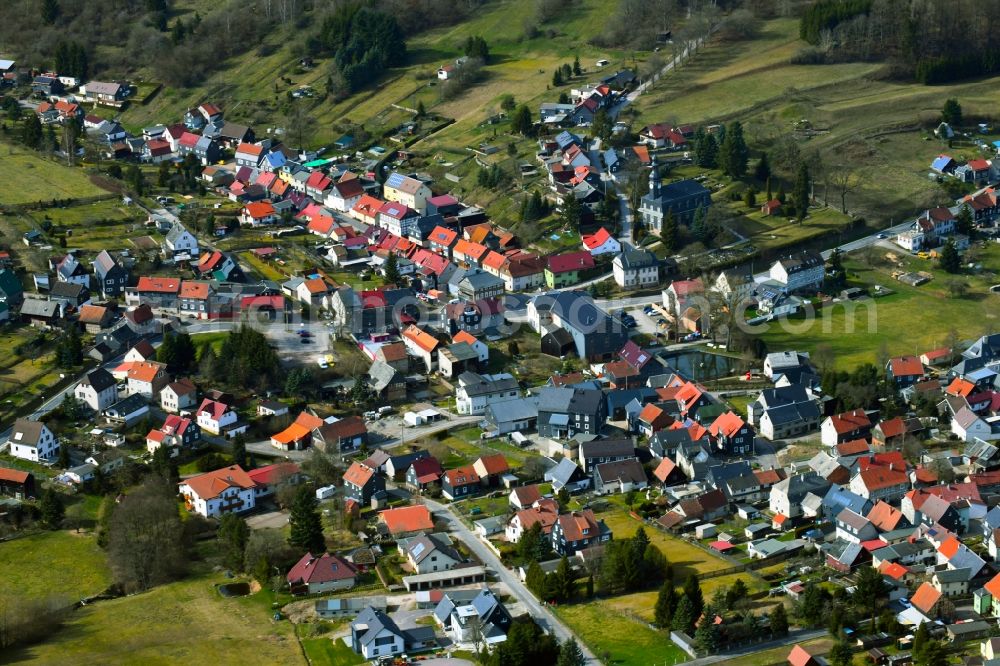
[403,534,462,574]
[551,509,612,555]
[75,368,118,412]
[768,251,825,294]
[822,410,873,447]
[195,398,239,435]
[343,461,386,505]
[544,251,594,288]
[160,378,198,413]
[179,465,256,518]
[287,552,356,595]
[455,372,520,416]
[612,247,659,289]
[7,418,59,463]
[383,172,432,214]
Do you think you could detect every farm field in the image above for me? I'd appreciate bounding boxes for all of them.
[6,573,305,665]
[0,145,111,205]
[760,244,1000,369]
[0,530,111,601]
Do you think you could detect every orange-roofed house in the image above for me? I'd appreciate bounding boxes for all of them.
[442,464,481,500]
[984,572,1000,616]
[946,377,976,398]
[240,201,278,227]
[920,347,952,367]
[0,467,35,499]
[887,355,925,387]
[428,226,459,257]
[401,325,440,372]
[653,457,684,486]
[350,194,385,226]
[343,461,385,504]
[473,454,510,487]
[296,276,335,311]
[708,411,755,456]
[452,330,488,363]
[453,239,489,267]
[866,500,909,532]
[910,581,943,617]
[787,644,823,666]
[551,509,612,556]
[126,361,169,398]
[270,411,325,451]
[636,403,673,437]
[178,465,257,517]
[379,504,434,536]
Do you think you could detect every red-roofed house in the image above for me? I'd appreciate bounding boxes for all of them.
[921,347,952,367]
[343,461,385,504]
[850,465,910,502]
[545,251,595,288]
[653,457,684,486]
[910,581,943,617]
[247,463,300,498]
[581,227,621,256]
[787,645,823,666]
[195,398,239,435]
[887,355,925,387]
[401,325,440,372]
[287,552,356,594]
[821,410,873,447]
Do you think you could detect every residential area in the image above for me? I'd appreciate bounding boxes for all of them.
[6,1,1000,666]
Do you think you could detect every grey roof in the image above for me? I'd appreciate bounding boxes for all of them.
[352,607,403,647]
[775,472,832,503]
[103,394,148,416]
[545,457,584,487]
[80,368,115,393]
[654,178,711,202]
[406,533,461,565]
[934,567,971,583]
[443,342,479,363]
[706,461,752,486]
[92,250,119,279]
[777,251,823,274]
[615,248,657,270]
[485,397,538,424]
[49,281,87,299]
[821,485,870,515]
[809,452,846,479]
[368,360,403,392]
[836,508,871,531]
[20,298,59,318]
[595,458,646,485]
[165,222,192,244]
[954,406,983,429]
[765,351,809,370]
[10,418,46,445]
[580,438,634,460]
[537,386,604,416]
[459,270,504,291]
[458,372,519,397]
[764,401,821,426]
[316,596,387,613]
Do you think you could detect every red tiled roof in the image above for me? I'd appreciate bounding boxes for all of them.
[910,581,941,614]
[181,465,255,500]
[286,552,355,585]
[889,355,923,378]
[829,409,871,434]
[866,500,905,531]
[547,251,595,274]
[243,201,276,219]
[709,411,747,438]
[836,439,871,456]
[248,462,299,485]
[946,378,976,397]
[402,325,439,353]
[556,509,600,542]
[582,227,614,250]
[379,505,434,534]
[137,276,181,293]
[858,467,908,492]
[476,454,510,476]
[343,461,376,487]
[653,458,678,483]
[0,467,30,483]
[984,572,1000,598]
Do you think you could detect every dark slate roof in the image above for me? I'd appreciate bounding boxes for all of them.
[80,368,115,392]
[580,438,634,459]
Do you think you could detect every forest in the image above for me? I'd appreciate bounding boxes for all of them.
[798,0,1000,84]
[1,0,486,90]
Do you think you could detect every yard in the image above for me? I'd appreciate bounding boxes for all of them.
[6,572,305,665]
[555,601,688,666]
[726,636,834,666]
[0,143,111,205]
[299,636,365,666]
[760,244,1000,369]
[0,530,111,601]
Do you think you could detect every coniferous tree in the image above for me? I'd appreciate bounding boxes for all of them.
[511,104,533,135]
[556,637,586,666]
[384,252,401,285]
[793,163,811,220]
[769,602,789,636]
[694,127,718,168]
[938,239,961,273]
[40,486,65,528]
[671,594,697,633]
[231,433,247,469]
[218,513,250,571]
[941,98,962,126]
[719,120,749,178]
[21,113,43,149]
[288,486,325,553]
[654,581,677,627]
[552,68,563,86]
[661,210,678,252]
[572,54,582,76]
[683,575,704,620]
[955,205,974,237]
[41,0,60,24]
[755,152,771,182]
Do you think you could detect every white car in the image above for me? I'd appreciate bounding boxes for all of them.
[317,358,329,369]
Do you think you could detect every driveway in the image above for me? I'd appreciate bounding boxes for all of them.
[422,498,598,664]
[246,509,288,530]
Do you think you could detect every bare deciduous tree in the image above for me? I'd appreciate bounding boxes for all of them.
[107,477,186,593]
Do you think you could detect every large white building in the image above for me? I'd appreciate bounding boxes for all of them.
[612,247,659,290]
[74,368,118,412]
[768,251,824,293]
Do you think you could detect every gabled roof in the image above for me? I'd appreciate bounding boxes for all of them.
[402,325,439,353]
[910,581,941,615]
[547,251,595,273]
[379,505,434,534]
[181,465,255,499]
[343,461,376,487]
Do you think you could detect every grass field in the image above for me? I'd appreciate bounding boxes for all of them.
[299,636,365,666]
[555,601,688,666]
[0,144,111,205]
[760,244,1000,369]
[726,636,834,666]
[7,573,305,665]
[597,508,733,580]
[0,531,111,601]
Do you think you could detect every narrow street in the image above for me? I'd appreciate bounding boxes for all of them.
[422,497,599,664]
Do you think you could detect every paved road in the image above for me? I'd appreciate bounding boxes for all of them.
[422,497,599,664]
[681,628,827,666]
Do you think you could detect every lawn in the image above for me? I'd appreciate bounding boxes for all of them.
[299,636,365,666]
[759,245,1000,369]
[597,508,733,580]
[555,600,688,666]
[726,637,834,666]
[7,573,305,665]
[0,143,111,205]
[0,530,111,601]
[240,251,288,282]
